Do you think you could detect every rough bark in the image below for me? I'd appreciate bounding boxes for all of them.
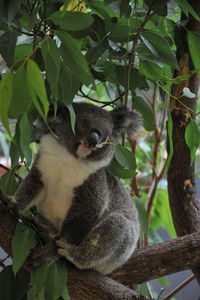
[167,0,200,283]
[1,200,200,299]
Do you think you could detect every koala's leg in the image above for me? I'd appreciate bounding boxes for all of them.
[56,212,138,274]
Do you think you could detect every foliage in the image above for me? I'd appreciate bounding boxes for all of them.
[0,0,200,299]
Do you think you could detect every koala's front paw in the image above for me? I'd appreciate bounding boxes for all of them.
[31,241,58,267]
[56,239,69,257]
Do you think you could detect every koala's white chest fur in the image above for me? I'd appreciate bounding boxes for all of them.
[37,135,106,231]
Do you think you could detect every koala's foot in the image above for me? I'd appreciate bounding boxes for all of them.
[0,189,19,219]
[30,240,59,267]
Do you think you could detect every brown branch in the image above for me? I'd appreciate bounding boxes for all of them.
[111,231,200,286]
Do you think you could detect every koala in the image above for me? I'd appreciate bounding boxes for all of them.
[5,103,140,275]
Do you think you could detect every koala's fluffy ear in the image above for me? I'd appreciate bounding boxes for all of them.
[110,106,141,138]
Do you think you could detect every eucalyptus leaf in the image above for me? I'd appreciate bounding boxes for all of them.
[27,264,49,300]
[185,119,200,164]
[0,31,17,66]
[109,157,135,179]
[0,71,13,134]
[139,60,162,81]
[141,32,179,70]
[20,113,32,166]
[58,31,94,86]
[26,59,49,119]
[187,31,200,71]
[45,261,68,300]
[49,11,93,31]
[115,144,136,171]
[134,96,154,131]
[12,223,37,275]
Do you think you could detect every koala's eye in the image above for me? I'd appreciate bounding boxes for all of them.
[86,130,101,149]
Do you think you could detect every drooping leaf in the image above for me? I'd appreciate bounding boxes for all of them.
[9,65,32,118]
[41,38,61,100]
[60,65,80,106]
[27,264,49,300]
[7,0,22,25]
[175,0,200,21]
[0,170,18,195]
[139,60,162,81]
[134,96,154,131]
[49,11,93,31]
[58,31,94,86]
[141,31,179,70]
[0,71,13,134]
[26,59,49,119]
[20,113,32,166]
[0,266,30,300]
[109,157,135,179]
[67,104,76,135]
[114,144,136,171]
[185,119,200,164]
[45,261,68,300]
[187,31,200,71]
[12,223,37,275]
[14,44,32,60]
[0,31,17,66]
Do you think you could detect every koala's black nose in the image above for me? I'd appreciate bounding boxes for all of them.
[85,130,100,149]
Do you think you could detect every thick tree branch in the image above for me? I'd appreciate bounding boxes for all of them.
[111,231,200,285]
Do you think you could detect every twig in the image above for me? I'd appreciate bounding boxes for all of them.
[163,274,195,300]
[0,164,22,180]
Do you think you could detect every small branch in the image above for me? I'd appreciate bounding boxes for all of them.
[163,274,195,300]
[0,164,22,180]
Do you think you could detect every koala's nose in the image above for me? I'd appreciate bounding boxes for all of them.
[85,131,100,149]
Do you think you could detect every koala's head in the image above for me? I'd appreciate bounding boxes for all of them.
[42,103,140,164]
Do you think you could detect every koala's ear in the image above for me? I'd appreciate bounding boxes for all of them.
[110,106,141,137]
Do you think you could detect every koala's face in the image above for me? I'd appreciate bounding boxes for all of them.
[45,102,140,163]
[48,103,114,162]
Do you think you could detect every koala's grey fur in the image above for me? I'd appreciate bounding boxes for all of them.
[12,103,140,275]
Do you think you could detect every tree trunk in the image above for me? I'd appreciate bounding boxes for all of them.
[167,0,200,283]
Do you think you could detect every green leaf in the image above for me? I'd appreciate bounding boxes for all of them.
[134,197,148,235]
[175,0,200,21]
[185,119,200,163]
[139,60,162,81]
[114,144,136,171]
[45,261,68,300]
[151,189,176,239]
[109,157,135,179]
[27,264,49,300]
[20,113,32,166]
[166,113,174,170]
[49,11,93,31]
[7,0,22,25]
[26,59,49,119]
[0,170,18,195]
[141,32,179,70]
[12,223,37,275]
[60,65,80,106]
[14,44,32,60]
[67,104,76,135]
[187,31,200,71]
[0,266,30,300]
[9,65,32,118]
[134,96,154,131]
[87,1,116,19]
[41,38,61,100]
[0,31,17,66]
[58,31,94,86]
[0,71,13,134]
